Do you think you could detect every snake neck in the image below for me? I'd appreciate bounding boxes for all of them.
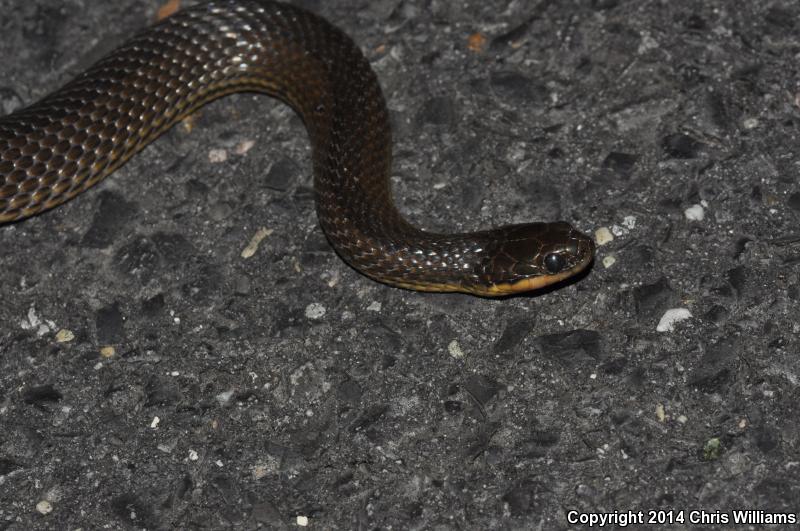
[264,4,494,291]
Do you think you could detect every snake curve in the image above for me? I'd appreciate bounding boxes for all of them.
[0,0,594,296]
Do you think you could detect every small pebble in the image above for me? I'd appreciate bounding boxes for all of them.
[637,31,659,53]
[684,204,704,221]
[655,403,666,422]
[703,437,721,460]
[157,443,174,453]
[602,255,616,268]
[234,139,256,155]
[656,308,692,332]
[253,464,269,480]
[595,227,614,246]
[622,215,637,229]
[216,390,235,406]
[55,329,75,343]
[297,515,309,527]
[467,32,487,52]
[36,500,53,514]
[447,340,465,359]
[241,227,273,259]
[20,306,41,331]
[208,148,228,163]
[742,118,759,129]
[611,225,629,236]
[305,303,326,320]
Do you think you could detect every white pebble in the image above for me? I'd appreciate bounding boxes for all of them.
[447,340,465,359]
[594,227,614,246]
[36,501,53,514]
[622,215,637,229]
[602,256,616,268]
[157,443,174,453]
[611,225,628,236]
[742,118,759,129]
[684,204,704,221]
[234,139,256,155]
[55,329,75,343]
[305,303,326,320]
[208,148,228,163]
[297,515,309,527]
[240,227,273,259]
[20,306,40,330]
[656,308,693,332]
[216,390,235,406]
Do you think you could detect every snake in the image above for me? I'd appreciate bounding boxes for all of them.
[0,0,594,296]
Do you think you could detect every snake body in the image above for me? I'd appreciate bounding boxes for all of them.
[0,0,594,296]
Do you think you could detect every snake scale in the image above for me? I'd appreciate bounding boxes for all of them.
[0,0,594,295]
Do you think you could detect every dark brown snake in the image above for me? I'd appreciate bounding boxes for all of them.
[0,0,594,296]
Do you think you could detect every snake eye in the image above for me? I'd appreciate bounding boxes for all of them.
[544,253,565,274]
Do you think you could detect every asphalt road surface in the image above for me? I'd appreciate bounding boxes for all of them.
[1,0,798,528]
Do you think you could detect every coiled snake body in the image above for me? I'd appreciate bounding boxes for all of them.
[0,0,594,296]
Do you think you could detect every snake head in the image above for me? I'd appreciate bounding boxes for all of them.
[475,221,595,295]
